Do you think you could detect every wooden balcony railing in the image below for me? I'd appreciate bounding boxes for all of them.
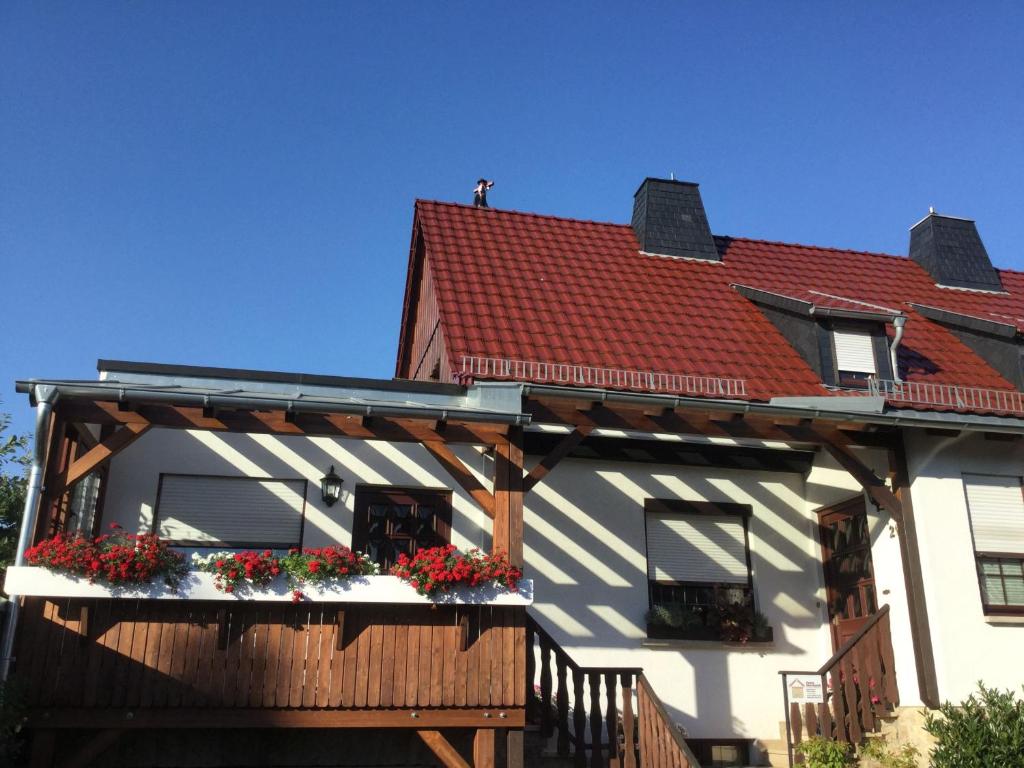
[526,615,699,768]
[779,605,899,764]
[14,596,526,729]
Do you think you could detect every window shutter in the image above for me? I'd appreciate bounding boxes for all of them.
[645,511,749,583]
[156,475,306,548]
[833,328,877,373]
[964,474,1024,555]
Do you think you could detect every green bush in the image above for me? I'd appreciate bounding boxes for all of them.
[795,736,853,768]
[924,683,1024,768]
[858,736,919,768]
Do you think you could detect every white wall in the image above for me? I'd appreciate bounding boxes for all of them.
[99,427,928,742]
[905,429,1024,704]
[103,428,492,553]
[523,453,841,740]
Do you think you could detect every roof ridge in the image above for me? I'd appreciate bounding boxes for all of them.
[415,199,631,229]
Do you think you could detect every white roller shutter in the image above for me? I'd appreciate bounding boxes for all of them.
[834,328,877,373]
[156,475,306,547]
[964,474,1024,555]
[646,511,749,583]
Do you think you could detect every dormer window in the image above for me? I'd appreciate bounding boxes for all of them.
[833,325,878,388]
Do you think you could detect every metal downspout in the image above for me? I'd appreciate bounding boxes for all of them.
[1,385,57,681]
[890,315,907,383]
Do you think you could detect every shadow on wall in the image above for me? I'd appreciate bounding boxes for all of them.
[522,456,835,732]
[102,429,493,554]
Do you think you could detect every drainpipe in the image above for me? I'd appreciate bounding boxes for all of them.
[1,385,57,681]
[890,316,907,383]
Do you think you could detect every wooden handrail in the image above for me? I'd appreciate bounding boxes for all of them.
[780,605,899,764]
[778,604,892,677]
[527,614,642,676]
[636,674,700,768]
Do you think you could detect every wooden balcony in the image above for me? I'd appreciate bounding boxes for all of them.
[15,596,526,730]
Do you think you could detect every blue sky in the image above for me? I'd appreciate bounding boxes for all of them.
[2,1,1023,436]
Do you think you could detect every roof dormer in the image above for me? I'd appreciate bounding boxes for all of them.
[733,285,904,388]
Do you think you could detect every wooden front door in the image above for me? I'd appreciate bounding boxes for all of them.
[818,496,878,650]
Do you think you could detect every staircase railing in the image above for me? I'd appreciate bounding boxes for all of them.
[526,614,699,768]
[778,605,899,766]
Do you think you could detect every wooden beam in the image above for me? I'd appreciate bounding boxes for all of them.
[57,400,508,446]
[889,440,941,708]
[818,439,902,517]
[418,730,471,768]
[492,430,524,566]
[506,729,524,768]
[522,426,592,493]
[64,729,124,768]
[26,707,526,730]
[473,728,496,768]
[50,422,151,497]
[422,441,496,519]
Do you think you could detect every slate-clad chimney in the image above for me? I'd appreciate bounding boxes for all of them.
[631,178,719,261]
[909,212,1003,292]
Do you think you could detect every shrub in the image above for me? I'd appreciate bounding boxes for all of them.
[858,736,919,768]
[25,525,187,588]
[795,736,853,768]
[390,545,521,596]
[924,683,1024,768]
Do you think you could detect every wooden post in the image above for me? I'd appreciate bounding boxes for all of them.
[473,728,496,768]
[506,728,524,768]
[492,430,524,567]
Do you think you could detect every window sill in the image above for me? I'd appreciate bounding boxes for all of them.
[983,612,1024,625]
[642,637,775,651]
[3,567,534,606]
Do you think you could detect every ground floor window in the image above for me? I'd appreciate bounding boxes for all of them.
[963,473,1024,613]
[686,738,750,767]
[644,499,769,642]
[352,486,452,570]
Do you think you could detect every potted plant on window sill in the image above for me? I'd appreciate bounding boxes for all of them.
[646,601,773,644]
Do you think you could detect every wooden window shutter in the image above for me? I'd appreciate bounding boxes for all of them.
[156,474,307,548]
[645,511,749,583]
[833,327,877,373]
[964,473,1024,555]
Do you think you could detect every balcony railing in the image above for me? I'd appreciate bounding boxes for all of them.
[13,595,527,727]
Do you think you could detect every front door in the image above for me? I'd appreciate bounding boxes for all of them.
[818,496,878,650]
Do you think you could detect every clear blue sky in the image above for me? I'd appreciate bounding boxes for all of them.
[2,1,1023,436]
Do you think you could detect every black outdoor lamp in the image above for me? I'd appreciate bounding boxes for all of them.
[320,465,344,507]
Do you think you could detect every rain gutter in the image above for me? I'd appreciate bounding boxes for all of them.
[14,380,531,426]
[519,383,1024,434]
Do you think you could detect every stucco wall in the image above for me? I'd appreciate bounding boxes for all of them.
[102,428,492,553]
[905,429,1024,704]
[98,427,924,742]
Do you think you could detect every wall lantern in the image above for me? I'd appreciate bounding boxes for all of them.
[320,465,344,507]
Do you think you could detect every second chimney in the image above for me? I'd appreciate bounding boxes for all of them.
[909,212,1003,292]
[631,178,719,261]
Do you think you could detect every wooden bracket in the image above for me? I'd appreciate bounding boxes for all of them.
[523,426,592,493]
[422,441,496,519]
[51,422,151,497]
[417,730,471,768]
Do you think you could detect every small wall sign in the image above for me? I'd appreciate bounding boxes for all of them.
[787,674,824,704]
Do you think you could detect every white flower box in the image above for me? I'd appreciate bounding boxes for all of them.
[3,566,533,606]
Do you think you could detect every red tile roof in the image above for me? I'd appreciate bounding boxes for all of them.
[408,200,1024,413]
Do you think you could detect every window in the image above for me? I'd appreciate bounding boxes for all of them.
[644,499,758,640]
[352,487,452,570]
[154,474,307,549]
[833,326,877,387]
[964,473,1024,613]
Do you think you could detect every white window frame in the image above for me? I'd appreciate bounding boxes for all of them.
[962,472,1024,613]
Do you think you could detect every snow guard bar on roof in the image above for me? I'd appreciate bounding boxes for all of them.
[460,355,748,398]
